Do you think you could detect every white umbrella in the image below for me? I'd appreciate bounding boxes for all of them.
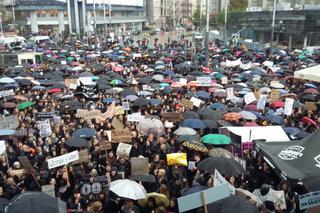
[0,77,15,84]
[270,82,285,89]
[259,87,271,93]
[109,179,146,200]
[174,127,197,135]
[240,111,257,120]
[137,118,166,137]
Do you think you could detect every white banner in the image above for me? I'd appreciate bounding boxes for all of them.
[283,98,294,116]
[299,191,320,210]
[0,89,14,98]
[196,77,211,85]
[37,119,52,138]
[0,140,6,155]
[190,97,202,107]
[226,58,241,67]
[244,92,257,105]
[213,169,235,195]
[0,115,19,130]
[127,112,144,122]
[47,151,79,169]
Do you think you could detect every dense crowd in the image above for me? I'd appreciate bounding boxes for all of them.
[0,34,319,213]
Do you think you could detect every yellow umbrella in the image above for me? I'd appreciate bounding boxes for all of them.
[138,192,170,207]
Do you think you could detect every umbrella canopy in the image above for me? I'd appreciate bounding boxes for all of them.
[17,101,34,110]
[302,175,320,191]
[181,119,206,129]
[174,127,197,135]
[177,134,200,143]
[137,118,165,137]
[182,111,200,119]
[5,191,66,213]
[109,179,146,200]
[204,195,259,213]
[138,193,170,207]
[198,157,245,176]
[0,129,15,136]
[223,112,242,121]
[201,134,231,145]
[0,77,15,84]
[129,175,156,183]
[209,148,234,159]
[182,141,208,153]
[239,111,257,120]
[72,128,96,138]
[65,137,91,148]
[133,98,150,107]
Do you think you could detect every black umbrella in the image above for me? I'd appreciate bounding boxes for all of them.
[16,79,32,87]
[177,135,200,143]
[0,197,9,213]
[6,191,66,213]
[198,157,245,176]
[302,175,320,191]
[202,119,218,129]
[133,98,150,107]
[60,100,83,111]
[198,195,259,213]
[72,128,96,138]
[182,111,199,119]
[65,137,91,148]
[120,89,137,97]
[130,175,156,183]
[139,77,153,84]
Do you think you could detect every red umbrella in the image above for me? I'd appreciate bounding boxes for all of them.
[302,117,318,128]
[48,88,62,94]
[202,67,211,74]
[112,65,124,72]
[271,101,285,108]
[243,121,259,127]
[72,62,80,66]
[161,78,174,83]
[164,57,173,62]
[245,104,257,111]
[304,88,319,95]
[187,81,198,87]
[171,82,184,88]
[224,112,242,121]
[2,102,16,108]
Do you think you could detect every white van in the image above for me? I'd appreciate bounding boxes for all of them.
[0,36,27,49]
[28,36,51,45]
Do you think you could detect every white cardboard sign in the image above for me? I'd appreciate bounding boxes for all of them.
[0,140,6,155]
[299,191,320,210]
[244,92,257,105]
[213,169,235,195]
[116,142,132,158]
[47,151,79,169]
[190,97,202,107]
[283,98,294,116]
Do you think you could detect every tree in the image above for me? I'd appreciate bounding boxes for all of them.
[192,4,203,27]
[228,0,248,12]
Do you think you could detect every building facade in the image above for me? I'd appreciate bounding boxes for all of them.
[2,0,147,35]
[146,0,173,27]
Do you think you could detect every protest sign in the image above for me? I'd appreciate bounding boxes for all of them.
[221,76,228,84]
[196,77,211,86]
[213,169,235,195]
[180,78,187,85]
[81,184,91,195]
[0,140,6,155]
[42,184,55,197]
[122,101,130,111]
[188,161,196,170]
[72,150,89,165]
[76,109,102,121]
[190,97,202,107]
[93,175,109,187]
[167,153,187,166]
[47,151,79,169]
[163,112,181,122]
[226,87,234,100]
[111,129,132,143]
[305,102,317,111]
[284,98,294,116]
[37,119,52,138]
[115,106,125,115]
[18,156,34,174]
[257,95,267,110]
[177,183,230,212]
[127,113,144,122]
[164,121,174,128]
[181,98,193,108]
[36,112,57,121]
[61,60,67,65]
[11,169,24,178]
[270,89,280,102]
[273,190,287,210]
[116,142,132,158]
[299,191,320,210]
[64,78,79,88]
[0,115,19,130]
[111,117,124,129]
[92,182,102,194]
[131,157,149,176]
[226,58,241,67]
[244,92,257,105]
[99,141,112,150]
[79,77,93,85]
[0,89,14,98]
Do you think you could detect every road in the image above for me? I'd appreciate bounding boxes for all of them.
[130,31,194,45]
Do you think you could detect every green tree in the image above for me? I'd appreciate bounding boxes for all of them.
[228,0,248,12]
[192,4,203,27]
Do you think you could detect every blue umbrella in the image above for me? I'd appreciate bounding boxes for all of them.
[72,128,96,138]
[155,65,165,70]
[138,91,152,96]
[124,95,139,101]
[181,119,206,129]
[0,129,15,136]
[250,111,265,120]
[210,103,227,111]
[163,70,175,76]
[102,98,115,104]
[265,114,283,124]
[162,86,172,94]
[0,77,15,84]
[304,83,317,89]
[283,127,301,136]
[31,85,46,91]
[150,99,161,106]
[196,91,210,99]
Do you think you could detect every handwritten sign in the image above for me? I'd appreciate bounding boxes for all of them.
[37,119,52,138]
[99,141,112,150]
[127,113,144,122]
[116,142,132,158]
[226,87,234,100]
[181,98,193,108]
[72,149,89,165]
[163,112,181,122]
[0,89,14,98]
[190,97,202,107]
[0,115,19,130]
[257,95,267,110]
[213,169,235,195]
[47,151,79,169]
[283,98,294,116]
[196,77,211,86]
[305,102,317,111]
[111,129,132,143]
[76,109,102,120]
[0,140,6,155]
[269,89,280,102]
[111,117,124,129]
[299,191,320,210]
[122,101,130,111]
[131,157,149,176]
[244,92,256,105]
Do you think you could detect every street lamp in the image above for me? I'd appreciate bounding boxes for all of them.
[270,0,277,56]
[0,12,3,38]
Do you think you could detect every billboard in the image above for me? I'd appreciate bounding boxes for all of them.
[85,0,143,7]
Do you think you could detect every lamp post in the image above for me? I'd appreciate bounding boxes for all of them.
[270,0,277,56]
[0,12,3,38]
[223,0,228,44]
[204,0,209,67]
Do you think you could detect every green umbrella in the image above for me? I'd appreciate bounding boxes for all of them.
[67,56,76,61]
[214,73,225,80]
[92,76,99,81]
[118,55,126,59]
[17,101,34,110]
[159,83,169,87]
[201,134,231,145]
